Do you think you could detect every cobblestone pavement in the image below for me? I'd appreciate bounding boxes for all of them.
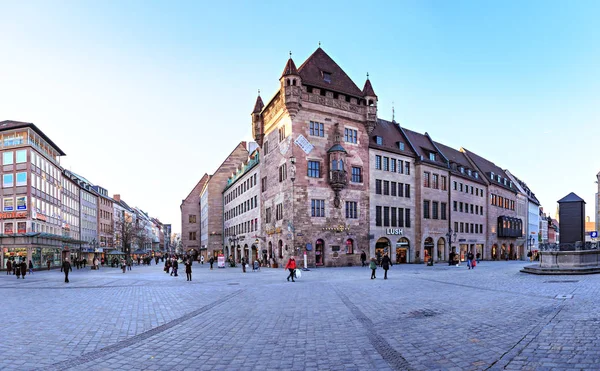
[1,260,599,371]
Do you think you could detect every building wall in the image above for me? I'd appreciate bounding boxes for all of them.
[98,196,113,249]
[527,202,540,252]
[181,174,208,255]
[449,175,487,261]
[486,185,519,260]
[80,189,98,251]
[223,158,261,262]
[369,148,416,263]
[61,174,80,241]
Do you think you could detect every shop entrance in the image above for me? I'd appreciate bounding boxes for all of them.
[395,237,409,264]
[315,239,324,266]
[424,237,434,263]
[375,237,390,265]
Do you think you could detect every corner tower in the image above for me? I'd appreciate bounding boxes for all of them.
[251,92,264,146]
[362,75,378,134]
[280,54,302,118]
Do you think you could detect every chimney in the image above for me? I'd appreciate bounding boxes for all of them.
[113,194,120,201]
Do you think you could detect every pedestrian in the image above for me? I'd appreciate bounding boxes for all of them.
[28,260,33,274]
[448,251,454,266]
[200,255,204,265]
[285,256,296,282]
[172,258,179,277]
[121,258,126,273]
[476,252,481,264]
[61,258,72,283]
[164,259,170,274]
[6,259,11,275]
[381,254,392,280]
[127,256,133,271]
[369,258,377,279]
[241,257,247,273]
[15,260,21,279]
[185,259,192,281]
[47,259,51,271]
[20,260,27,279]
[209,256,214,270]
[467,251,474,269]
[360,250,367,267]
[83,258,87,268]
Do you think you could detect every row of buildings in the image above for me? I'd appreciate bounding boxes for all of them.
[0,120,170,270]
[181,47,544,267]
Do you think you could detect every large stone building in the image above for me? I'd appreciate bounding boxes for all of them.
[252,48,374,267]
[180,173,208,257]
[505,170,540,258]
[92,185,114,253]
[223,148,261,263]
[463,150,521,260]
[200,142,249,259]
[369,119,416,264]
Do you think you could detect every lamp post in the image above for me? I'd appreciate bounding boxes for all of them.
[445,229,457,266]
[228,235,240,266]
[528,235,534,261]
[289,155,297,264]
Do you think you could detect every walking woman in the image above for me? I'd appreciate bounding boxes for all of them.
[185,259,193,281]
[285,256,296,282]
[369,258,377,279]
[381,254,392,280]
[28,260,33,275]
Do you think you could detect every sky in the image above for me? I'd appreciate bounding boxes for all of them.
[1,0,599,233]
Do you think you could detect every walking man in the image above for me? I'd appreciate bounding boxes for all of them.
[200,255,204,265]
[6,259,11,275]
[360,250,367,267]
[185,259,192,281]
[285,256,296,282]
[47,259,51,271]
[209,256,214,270]
[61,258,72,283]
[467,251,474,269]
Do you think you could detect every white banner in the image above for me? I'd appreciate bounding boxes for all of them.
[294,134,314,154]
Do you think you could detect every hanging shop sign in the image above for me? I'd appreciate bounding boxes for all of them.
[0,211,27,219]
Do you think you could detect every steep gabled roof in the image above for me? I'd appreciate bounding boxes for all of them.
[462,148,515,192]
[252,95,264,114]
[557,192,585,204]
[281,57,298,77]
[434,141,486,185]
[182,173,210,204]
[362,78,376,97]
[369,119,416,157]
[401,127,448,168]
[297,48,363,98]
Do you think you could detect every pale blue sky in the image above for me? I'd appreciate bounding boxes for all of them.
[1,1,599,233]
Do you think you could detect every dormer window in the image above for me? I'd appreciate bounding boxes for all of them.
[474,172,479,179]
[397,142,404,151]
[467,169,472,176]
[322,72,331,83]
[429,153,436,161]
[460,167,464,174]
[509,181,513,188]
[375,136,383,145]
[503,178,507,186]
[491,172,495,181]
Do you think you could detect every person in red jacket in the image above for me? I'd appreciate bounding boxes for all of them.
[285,257,297,282]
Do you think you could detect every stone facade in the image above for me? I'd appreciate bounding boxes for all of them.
[449,174,487,261]
[180,173,208,255]
[223,150,261,263]
[200,143,249,259]
[92,186,114,251]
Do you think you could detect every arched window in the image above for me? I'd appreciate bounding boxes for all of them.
[292,79,296,86]
[278,240,283,259]
[286,79,291,86]
[346,238,354,254]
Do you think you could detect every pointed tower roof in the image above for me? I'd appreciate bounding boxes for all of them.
[297,48,363,98]
[362,77,377,97]
[557,192,585,204]
[252,93,264,113]
[281,57,298,77]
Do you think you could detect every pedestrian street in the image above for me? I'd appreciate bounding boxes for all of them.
[1,261,599,370]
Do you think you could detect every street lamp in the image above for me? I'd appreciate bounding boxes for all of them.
[228,235,240,266]
[445,229,457,266]
[528,235,535,261]
[289,154,298,267]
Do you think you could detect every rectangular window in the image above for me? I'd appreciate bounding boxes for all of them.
[351,167,362,183]
[432,174,439,189]
[307,161,320,178]
[311,199,325,217]
[470,204,474,214]
[455,222,459,232]
[459,202,463,212]
[279,126,286,142]
[383,206,390,226]
[261,176,267,192]
[424,172,430,187]
[16,149,27,163]
[475,205,479,214]
[279,164,287,182]
[390,159,396,172]
[441,176,447,191]
[459,183,463,192]
[3,152,13,165]
[16,172,27,186]
[398,160,404,174]
[453,201,458,211]
[470,223,474,234]
[423,200,430,219]
[3,197,14,212]
[188,215,196,223]
[265,207,271,223]
[441,202,447,220]
[391,181,397,196]
[432,201,439,219]
[3,174,13,188]
[345,201,358,219]
[375,206,382,226]
[405,184,410,198]
[398,183,404,197]
[344,128,358,143]
[383,157,389,171]
[383,181,389,196]
[375,179,382,194]
[405,162,410,175]
[460,222,464,233]
[264,141,269,155]
[398,208,404,227]
[276,203,284,220]
[405,208,411,228]
[310,121,324,137]
[4,222,13,234]
[429,152,436,161]
[375,155,381,170]
[391,207,397,226]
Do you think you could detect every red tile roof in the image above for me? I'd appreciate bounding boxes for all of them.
[370,119,416,157]
[401,127,448,167]
[362,78,377,97]
[252,95,264,113]
[281,57,298,77]
[297,48,363,98]
[462,148,516,192]
[433,141,487,185]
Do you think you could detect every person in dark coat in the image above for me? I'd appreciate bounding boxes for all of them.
[6,259,11,275]
[47,259,51,270]
[28,260,33,274]
[360,251,367,267]
[20,260,27,279]
[61,259,72,283]
[15,260,21,279]
[172,258,179,277]
[381,254,392,280]
[185,260,192,281]
[209,256,214,270]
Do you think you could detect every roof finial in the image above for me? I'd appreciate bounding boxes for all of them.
[392,101,395,122]
[289,50,292,58]
[367,72,370,80]
[258,89,260,96]
[318,41,321,48]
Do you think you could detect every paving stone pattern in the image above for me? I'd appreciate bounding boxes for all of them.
[1,261,599,370]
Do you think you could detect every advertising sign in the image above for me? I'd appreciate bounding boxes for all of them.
[16,196,27,211]
[3,197,14,212]
[217,254,225,268]
[294,134,314,154]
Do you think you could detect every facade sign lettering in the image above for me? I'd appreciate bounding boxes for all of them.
[386,228,403,236]
[294,134,314,155]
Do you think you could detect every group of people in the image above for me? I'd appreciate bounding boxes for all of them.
[163,254,194,281]
[5,259,33,279]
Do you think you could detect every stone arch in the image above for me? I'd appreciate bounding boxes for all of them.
[437,237,446,261]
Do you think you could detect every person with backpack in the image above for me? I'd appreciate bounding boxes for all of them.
[369,258,377,279]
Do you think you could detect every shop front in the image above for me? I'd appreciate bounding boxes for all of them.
[1,233,83,270]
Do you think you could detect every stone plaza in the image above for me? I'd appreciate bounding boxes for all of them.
[1,261,599,371]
